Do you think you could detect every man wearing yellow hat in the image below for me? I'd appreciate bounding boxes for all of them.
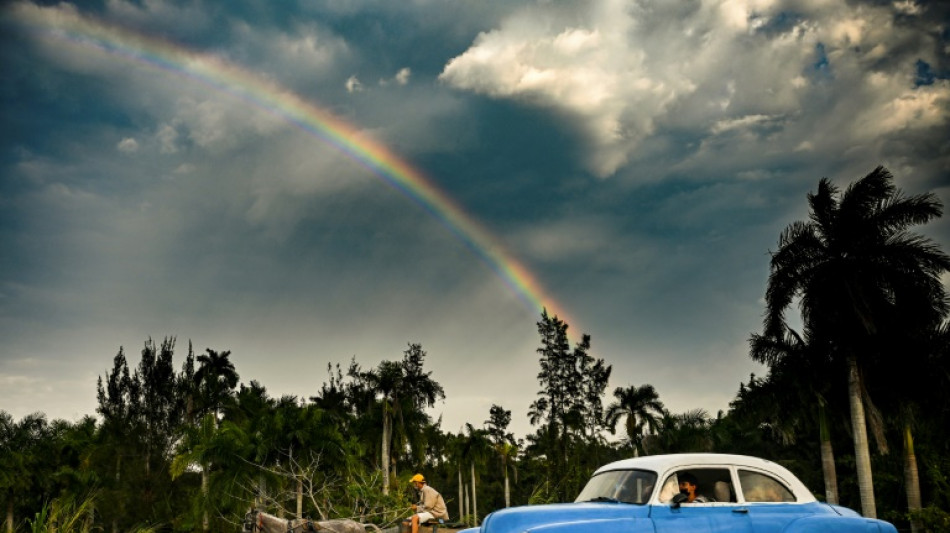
[409,473,448,533]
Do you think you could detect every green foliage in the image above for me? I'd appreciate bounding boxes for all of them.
[24,494,132,533]
[906,506,950,533]
[526,480,558,505]
[25,502,49,533]
[527,310,612,500]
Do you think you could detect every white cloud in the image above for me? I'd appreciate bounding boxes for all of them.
[853,81,950,139]
[157,123,179,154]
[441,0,950,178]
[346,75,364,93]
[440,3,650,177]
[161,96,286,153]
[173,163,195,175]
[376,68,412,87]
[117,137,139,153]
[229,20,352,89]
[710,114,782,135]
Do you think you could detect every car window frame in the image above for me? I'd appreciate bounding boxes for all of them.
[736,467,798,504]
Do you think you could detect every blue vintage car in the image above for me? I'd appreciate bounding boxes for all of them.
[460,453,897,533]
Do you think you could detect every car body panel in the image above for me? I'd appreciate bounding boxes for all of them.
[651,503,754,533]
[477,502,651,533]
[465,454,898,533]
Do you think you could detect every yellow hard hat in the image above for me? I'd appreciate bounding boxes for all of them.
[410,474,425,483]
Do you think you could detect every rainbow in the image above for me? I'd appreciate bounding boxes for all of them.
[9,4,575,329]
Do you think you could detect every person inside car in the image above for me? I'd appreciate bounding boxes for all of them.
[678,473,710,503]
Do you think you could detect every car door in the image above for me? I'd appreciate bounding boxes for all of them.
[650,468,753,533]
[652,503,755,533]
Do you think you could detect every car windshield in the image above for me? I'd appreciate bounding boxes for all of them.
[575,469,658,505]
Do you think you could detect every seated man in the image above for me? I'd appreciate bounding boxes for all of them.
[408,473,449,533]
[678,473,711,503]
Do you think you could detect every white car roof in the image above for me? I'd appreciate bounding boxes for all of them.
[593,453,817,503]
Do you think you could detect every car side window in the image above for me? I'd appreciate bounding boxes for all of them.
[659,468,733,503]
[738,470,796,502]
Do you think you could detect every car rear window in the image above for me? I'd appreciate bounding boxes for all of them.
[738,470,796,502]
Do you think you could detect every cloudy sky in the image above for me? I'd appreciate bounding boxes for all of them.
[2,0,948,439]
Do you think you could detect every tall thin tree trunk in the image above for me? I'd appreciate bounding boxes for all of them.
[201,465,210,532]
[382,411,392,495]
[297,478,303,519]
[818,399,838,504]
[471,463,478,525]
[462,483,469,523]
[113,453,121,533]
[626,417,637,458]
[457,468,463,521]
[847,356,876,518]
[503,457,510,508]
[6,498,13,533]
[904,423,922,533]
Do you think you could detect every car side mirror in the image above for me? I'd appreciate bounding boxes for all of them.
[670,492,689,509]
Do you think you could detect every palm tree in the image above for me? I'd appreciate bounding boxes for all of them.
[649,409,712,454]
[863,314,950,532]
[604,385,665,456]
[178,348,240,530]
[231,381,279,509]
[194,348,239,419]
[763,166,950,518]
[171,413,248,532]
[1,413,49,533]
[485,405,517,507]
[444,433,467,521]
[459,424,492,525]
[348,344,444,495]
[353,359,402,495]
[45,417,100,529]
[749,328,841,504]
[268,398,345,519]
[171,413,216,532]
[496,441,518,508]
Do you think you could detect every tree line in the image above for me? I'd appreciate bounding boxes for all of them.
[2,167,949,533]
